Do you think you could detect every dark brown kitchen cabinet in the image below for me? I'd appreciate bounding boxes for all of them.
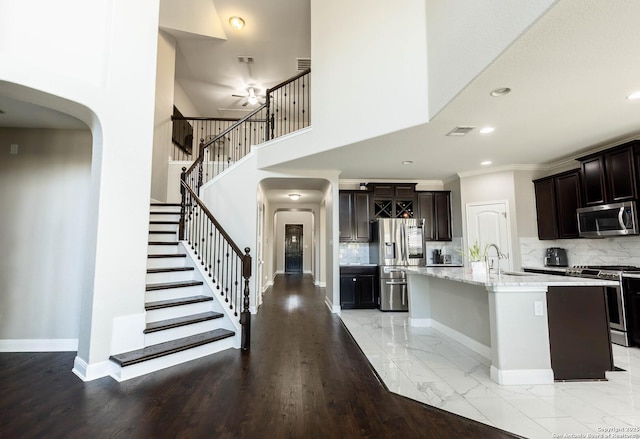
[339,191,370,242]
[533,169,582,240]
[579,142,638,206]
[370,183,416,219]
[417,191,452,241]
[547,286,613,380]
[340,266,378,309]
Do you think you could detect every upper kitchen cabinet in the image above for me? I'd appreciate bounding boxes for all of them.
[370,183,416,219]
[533,169,582,240]
[417,191,452,241]
[339,191,371,242]
[579,141,639,206]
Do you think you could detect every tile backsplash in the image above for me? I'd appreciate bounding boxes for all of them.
[520,235,640,267]
[425,237,463,266]
[339,242,370,264]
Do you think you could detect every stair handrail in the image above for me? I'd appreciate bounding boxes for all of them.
[183,104,268,195]
[265,68,311,141]
[179,173,252,350]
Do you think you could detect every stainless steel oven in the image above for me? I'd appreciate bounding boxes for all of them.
[566,266,632,346]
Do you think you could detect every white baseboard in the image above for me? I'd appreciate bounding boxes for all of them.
[324,297,340,313]
[0,338,78,352]
[490,365,554,385]
[317,282,326,287]
[409,318,432,328]
[430,320,492,360]
[72,356,112,381]
[249,306,257,314]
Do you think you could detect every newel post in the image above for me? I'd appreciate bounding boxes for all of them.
[240,247,252,350]
[179,167,187,241]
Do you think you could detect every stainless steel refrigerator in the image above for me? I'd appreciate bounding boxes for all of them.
[370,218,426,311]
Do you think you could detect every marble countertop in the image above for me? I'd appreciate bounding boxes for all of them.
[521,265,568,274]
[405,266,618,288]
[339,263,377,267]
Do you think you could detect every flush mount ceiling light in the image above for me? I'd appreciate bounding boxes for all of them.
[627,91,640,100]
[247,87,258,105]
[490,87,511,97]
[402,160,413,165]
[479,127,495,134]
[229,16,245,30]
[288,193,301,201]
[481,160,492,166]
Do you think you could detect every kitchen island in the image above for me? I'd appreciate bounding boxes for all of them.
[405,267,618,385]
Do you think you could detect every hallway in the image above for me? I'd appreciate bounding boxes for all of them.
[0,275,517,438]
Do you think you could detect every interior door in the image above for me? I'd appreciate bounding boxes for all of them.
[466,201,512,271]
[285,224,303,273]
[256,203,265,307]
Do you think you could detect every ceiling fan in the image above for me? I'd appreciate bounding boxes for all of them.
[232,87,266,107]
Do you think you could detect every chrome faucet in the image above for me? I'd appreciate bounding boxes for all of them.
[485,243,507,277]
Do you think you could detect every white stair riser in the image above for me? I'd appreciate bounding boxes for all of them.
[110,337,237,382]
[144,319,224,345]
[149,205,181,213]
[146,270,195,284]
[149,213,181,222]
[148,244,181,254]
[149,232,178,242]
[149,223,179,232]
[144,288,204,303]
[147,257,187,269]
[146,301,212,322]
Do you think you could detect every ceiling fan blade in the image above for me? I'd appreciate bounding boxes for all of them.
[242,101,249,107]
[232,94,246,98]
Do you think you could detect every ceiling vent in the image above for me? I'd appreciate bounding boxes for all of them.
[446,126,476,136]
[238,56,254,64]
[296,58,311,71]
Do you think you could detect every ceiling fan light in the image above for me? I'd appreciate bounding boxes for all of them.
[229,16,245,30]
[289,193,301,201]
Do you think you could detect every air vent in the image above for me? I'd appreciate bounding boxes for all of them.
[446,126,476,136]
[296,58,311,71]
[238,56,254,64]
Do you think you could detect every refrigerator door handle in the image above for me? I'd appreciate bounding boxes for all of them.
[400,223,407,263]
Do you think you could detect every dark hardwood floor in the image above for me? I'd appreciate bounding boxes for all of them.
[0,274,520,438]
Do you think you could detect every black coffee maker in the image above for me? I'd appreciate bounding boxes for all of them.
[544,247,568,267]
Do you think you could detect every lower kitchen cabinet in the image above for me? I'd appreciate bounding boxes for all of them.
[546,286,613,380]
[340,266,379,309]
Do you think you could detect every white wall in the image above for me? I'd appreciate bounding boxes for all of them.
[159,0,226,40]
[274,211,314,274]
[0,128,91,343]
[151,30,177,201]
[0,0,160,379]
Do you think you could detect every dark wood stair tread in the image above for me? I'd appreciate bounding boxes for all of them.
[145,295,213,310]
[150,203,181,207]
[150,220,180,225]
[148,241,179,245]
[147,267,194,274]
[109,328,234,367]
[149,230,177,234]
[150,211,180,215]
[143,311,223,334]
[148,253,186,259]
[146,280,203,291]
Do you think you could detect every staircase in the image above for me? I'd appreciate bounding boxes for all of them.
[108,202,238,381]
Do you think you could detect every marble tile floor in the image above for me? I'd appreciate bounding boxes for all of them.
[340,309,640,439]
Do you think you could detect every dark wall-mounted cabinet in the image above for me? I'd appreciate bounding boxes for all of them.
[417,191,452,241]
[370,183,417,219]
[340,265,378,309]
[579,142,639,206]
[533,169,582,240]
[339,191,370,242]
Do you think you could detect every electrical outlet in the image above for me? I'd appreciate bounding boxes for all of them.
[534,301,544,316]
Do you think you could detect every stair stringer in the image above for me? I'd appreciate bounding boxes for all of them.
[179,241,243,337]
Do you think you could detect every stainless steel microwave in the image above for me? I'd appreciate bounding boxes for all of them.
[577,201,638,238]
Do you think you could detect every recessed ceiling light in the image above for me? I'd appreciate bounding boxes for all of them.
[490,87,511,97]
[288,193,301,201]
[402,160,413,165]
[481,161,492,166]
[229,16,245,30]
[627,91,640,100]
[479,127,495,134]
